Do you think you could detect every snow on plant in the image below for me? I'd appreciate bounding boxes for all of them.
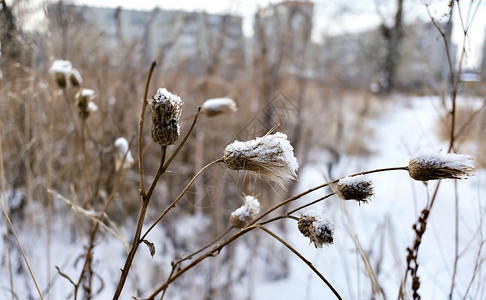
[49,59,73,88]
[337,175,374,203]
[69,68,83,87]
[223,132,298,187]
[408,152,474,181]
[201,97,237,117]
[149,88,183,147]
[298,211,334,248]
[75,88,96,119]
[114,137,135,170]
[229,195,261,228]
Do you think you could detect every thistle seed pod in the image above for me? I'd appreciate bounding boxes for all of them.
[149,88,183,147]
[408,152,474,181]
[229,195,260,228]
[223,132,298,187]
[75,88,96,119]
[337,175,374,203]
[114,137,135,170]
[49,60,72,89]
[298,212,334,248]
[201,97,237,117]
[69,68,83,87]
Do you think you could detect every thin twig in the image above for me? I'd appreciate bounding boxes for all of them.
[257,225,343,300]
[113,146,166,300]
[141,157,223,241]
[138,62,157,197]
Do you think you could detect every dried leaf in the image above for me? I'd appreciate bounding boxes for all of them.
[142,239,156,257]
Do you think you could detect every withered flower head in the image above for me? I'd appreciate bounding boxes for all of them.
[229,195,260,228]
[149,88,183,147]
[49,60,72,89]
[408,152,474,181]
[75,88,96,119]
[201,97,237,117]
[69,68,83,87]
[337,175,374,203]
[298,212,334,248]
[223,132,298,187]
[114,137,135,170]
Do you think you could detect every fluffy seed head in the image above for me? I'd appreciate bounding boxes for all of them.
[75,88,96,119]
[337,175,374,203]
[114,137,135,170]
[229,195,260,228]
[408,152,474,181]
[49,60,72,88]
[298,212,334,248]
[149,88,183,146]
[201,97,237,117]
[223,132,298,187]
[69,68,83,87]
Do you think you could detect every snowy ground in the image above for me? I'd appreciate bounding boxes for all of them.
[1,95,485,299]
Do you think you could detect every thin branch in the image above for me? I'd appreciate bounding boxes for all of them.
[113,146,166,300]
[257,225,342,300]
[138,62,157,197]
[141,157,223,241]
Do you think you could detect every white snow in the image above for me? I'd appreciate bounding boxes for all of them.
[201,97,237,116]
[224,132,299,186]
[114,137,135,170]
[409,152,474,173]
[231,195,261,221]
[49,59,72,74]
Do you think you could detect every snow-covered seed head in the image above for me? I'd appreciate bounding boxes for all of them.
[69,68,83,87]
[75,88,96,119]
[337,175,374,203]
[49,60,72,89]
[201,97,237,117]
[408,152,474,181]
[298,212,334,248]
[229,195,260,228]
[223,132,298,187]
[114,137,135,170]
[149,88,183,147]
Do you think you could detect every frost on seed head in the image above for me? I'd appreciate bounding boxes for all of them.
[408,152,474,181]
[114,137,135,170]
[69,68,83,87]
[223,132,298,188]
[49,60,72,88]
[229,195,260,228]
[75,88,96,119]
[201,97,237,117]
[337,175,374,203]
[298,211,334,248]
[149,88,183,147]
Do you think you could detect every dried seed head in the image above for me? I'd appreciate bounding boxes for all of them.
[229,195,260,228]
[337,175,374,203]
[223,132,299,187]
[408,152,474,181]
[114,137,135,170]
[49,60,72,89]
[149,88,183,147]
[201,97,237,117]
[298,212,334,248]
[75,88,96,119]
[69,68,83,87]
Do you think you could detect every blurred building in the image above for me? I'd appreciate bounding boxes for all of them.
[253,1,314,78]
[47,3,245,78]
[322,22,456,91]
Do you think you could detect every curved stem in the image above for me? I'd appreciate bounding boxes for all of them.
[257,225,343,300]
[138,62,157,197]
[249,167,408,226]
[141,157,223,241]
[113,146,166,300]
